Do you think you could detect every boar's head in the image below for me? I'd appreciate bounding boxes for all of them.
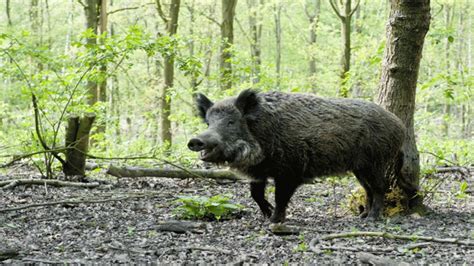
[187,89,264,168]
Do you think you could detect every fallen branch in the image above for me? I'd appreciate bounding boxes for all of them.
[0,179,100,190]
[158,245,232,260]
[0,195,151,213]
[138,220,207,234]
[357,252,404,266]
[106,165,243,181]
[0,248,20,261]
[309,231,473,249]
[435,166,471,176]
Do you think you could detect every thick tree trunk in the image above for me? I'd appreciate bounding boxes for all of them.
[377,0,430,209]
[220,0,237,90]
[84,0,99,106]
[160,0,180,146]
[63,114,96,176]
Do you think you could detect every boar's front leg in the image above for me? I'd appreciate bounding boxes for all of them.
[270,179,301,223]
[250,180,274,218]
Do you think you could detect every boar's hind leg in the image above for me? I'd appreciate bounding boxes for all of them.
[270,179,300,223]
[250,180,274,218]
[353,171,373,218]
[355,168,387,220]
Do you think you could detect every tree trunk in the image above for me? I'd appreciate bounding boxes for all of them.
[220,0,237,90]
[97,0,108,136]
[273,1,282,89]
[247,0,263,84]
[159,0,181,146]
[84,0,99,106]
[441,4,452,137]
[63,114,96,176]
[305,0,321,92]
[187,0,199,91]
[329,0,359,97]
[6,0,12,26]
[376,0,430,209]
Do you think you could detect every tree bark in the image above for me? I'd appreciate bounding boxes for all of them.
[158,0,181,147]
[377,0,430,209]
[63,114,96,176]
[84,0,99,106]
[220,0,237,90]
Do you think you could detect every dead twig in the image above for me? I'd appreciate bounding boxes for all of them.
[0,179,100,190]
[158,245,232,260]
[309,231,473,250]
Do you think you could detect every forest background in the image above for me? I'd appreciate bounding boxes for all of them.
[0,0,472,173]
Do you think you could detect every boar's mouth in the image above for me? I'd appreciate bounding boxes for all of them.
[199,147,220,162]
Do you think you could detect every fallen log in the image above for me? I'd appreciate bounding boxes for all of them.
[106,165,243,181]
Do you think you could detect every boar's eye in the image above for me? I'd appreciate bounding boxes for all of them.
[227,120,235,126]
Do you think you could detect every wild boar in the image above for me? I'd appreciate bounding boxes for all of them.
[188,89,411,223]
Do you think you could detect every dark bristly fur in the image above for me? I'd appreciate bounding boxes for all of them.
[188,89,407,223]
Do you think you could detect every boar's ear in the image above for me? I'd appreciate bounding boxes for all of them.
[235,89,259,116]
[195,93,214,120]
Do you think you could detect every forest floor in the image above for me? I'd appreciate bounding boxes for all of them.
[1,164,473,264]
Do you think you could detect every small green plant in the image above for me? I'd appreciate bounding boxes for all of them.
[293,234,309,253]
[127,226,136,236]
[174,194,244,221]
[454,181,469,200]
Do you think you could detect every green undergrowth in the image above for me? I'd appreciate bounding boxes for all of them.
[173,194,244,221]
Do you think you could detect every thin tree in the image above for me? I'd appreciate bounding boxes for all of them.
[220,0,237,90]
[156,0,181,146]
[329,0,360,97]
[97,0,108,135]
[247,0,263,84]
[82,0,99,106]
[273,0,282,89]
[6,0,12,26]
[304,0,321,92]
[377,0,431,211]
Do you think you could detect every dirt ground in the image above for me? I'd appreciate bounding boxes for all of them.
[1,165,473,264]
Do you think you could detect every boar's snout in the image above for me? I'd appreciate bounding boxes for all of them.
[187,138,206,151]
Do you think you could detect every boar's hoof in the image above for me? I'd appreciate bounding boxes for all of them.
[366,212,382,222]
[269,213,285,223]
[261,205,274,218]
[359,211,369,219]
